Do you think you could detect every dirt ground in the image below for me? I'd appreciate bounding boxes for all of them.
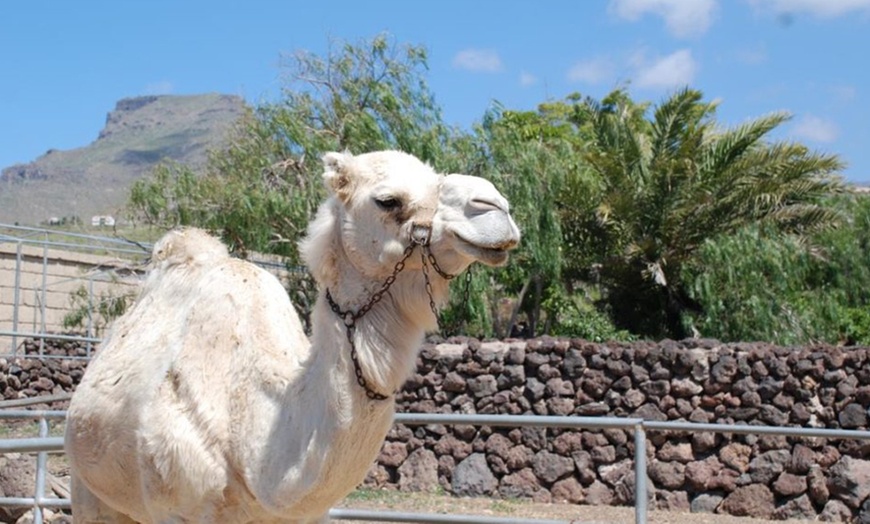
[333,490,814,524]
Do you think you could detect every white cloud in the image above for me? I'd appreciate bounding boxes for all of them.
[452,49,503,73]
[143,80,174,95]
[610,0,718,37]
[735,45,768,65]
[634,49,697,89]
[519,71,538,87]
[748,0,870,18]
[567,57,614,85]
[792,115,839,143]
[830,85,857,103]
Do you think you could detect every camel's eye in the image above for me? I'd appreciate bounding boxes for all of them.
[375,197,402,211]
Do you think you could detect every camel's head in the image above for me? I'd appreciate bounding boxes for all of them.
[301,150,520,295]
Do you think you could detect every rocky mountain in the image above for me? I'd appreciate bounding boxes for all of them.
[0,93,246,226]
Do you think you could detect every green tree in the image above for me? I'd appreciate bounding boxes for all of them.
[445,91,645,339]
[130,34,450,259]
[128,36,458,329]
[685,225,840,343]
[687,194,870,344]
[443,103,586,337]
[129,35,504,332]
[63,284,135,337]
[572,88,844,339]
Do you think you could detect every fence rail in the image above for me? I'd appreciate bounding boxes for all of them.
[0,223,303,359]
[2,409,870,524]
[0,224,151,356]
[0,410,67,524]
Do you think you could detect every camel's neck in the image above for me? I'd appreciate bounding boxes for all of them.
[309,261,448,402]
[251,274,442,514]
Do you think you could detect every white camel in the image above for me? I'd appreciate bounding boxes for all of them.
[64,150,520,523]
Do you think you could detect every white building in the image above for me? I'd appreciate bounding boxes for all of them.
[90,215,116,227]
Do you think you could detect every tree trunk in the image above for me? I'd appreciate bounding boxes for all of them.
[528,276,543,338]
[506,277,532,338]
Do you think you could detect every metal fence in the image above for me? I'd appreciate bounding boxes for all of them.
[2,407,870,524]
[4,225,870,523]
[0,223,151,358]
[0,223,300,359]
[0,406,67,524]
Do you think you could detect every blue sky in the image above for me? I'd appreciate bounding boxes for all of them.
[2,0,870,182]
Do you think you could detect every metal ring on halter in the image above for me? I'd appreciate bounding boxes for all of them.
[411,222,432,246]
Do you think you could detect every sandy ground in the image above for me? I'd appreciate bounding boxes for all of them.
[333,490,814,524]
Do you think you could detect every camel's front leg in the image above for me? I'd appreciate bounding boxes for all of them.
[70,474,139,524]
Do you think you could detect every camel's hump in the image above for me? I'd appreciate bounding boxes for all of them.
[150,227,230,267]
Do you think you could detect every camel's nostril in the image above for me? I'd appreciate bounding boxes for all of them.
[469,198,503,212]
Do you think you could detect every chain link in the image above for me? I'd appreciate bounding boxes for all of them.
[326,225,476,401]
[327,242,417,324]
[426,248,457,281]
[327,241,418,401]
[420,251,439,319]
[326,225,468,401]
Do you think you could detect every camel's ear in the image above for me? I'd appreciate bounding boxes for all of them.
[322,151,355,204]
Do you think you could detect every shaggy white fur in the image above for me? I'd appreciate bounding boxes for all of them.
[64,150,520,523]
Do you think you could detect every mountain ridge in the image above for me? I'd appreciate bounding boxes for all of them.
[1,93,246,226]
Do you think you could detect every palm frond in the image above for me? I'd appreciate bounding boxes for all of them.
[650,88,707,160]
[698,112,792,180]
[763,203,845,233]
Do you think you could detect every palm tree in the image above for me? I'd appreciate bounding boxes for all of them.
[567,88,844,339]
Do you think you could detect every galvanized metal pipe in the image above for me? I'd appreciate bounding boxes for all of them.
[328,508,577,524]
[0,409,68,419]
[0,222,150,247]
[1,237,147,256]
[86,276,94,357]
[33,417,49,524]
[12,240,22,354]
[395,413,644,430]
[0,394,72,409]
[0,330,102,344]
[39,240,48,354]
[644,420,870,440]
[0,436,64,453]
[634,424,647,524]
[31,289,39,343]
[396,413,870,442]
[0,497,70,509]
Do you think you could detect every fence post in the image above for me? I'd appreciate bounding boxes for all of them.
[86,276,94,357]
[12,241,22,355]
[33,415,49,524]
[634,424,647,524]
[39,240,48,355]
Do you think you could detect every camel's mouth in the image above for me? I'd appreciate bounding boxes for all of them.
[454,234,517,266]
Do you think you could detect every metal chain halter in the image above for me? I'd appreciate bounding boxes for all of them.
[326,224,471,401]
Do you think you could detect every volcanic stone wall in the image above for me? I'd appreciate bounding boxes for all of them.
[372,337,870,522]
[0,339,86,401]
[2,336,869,521]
